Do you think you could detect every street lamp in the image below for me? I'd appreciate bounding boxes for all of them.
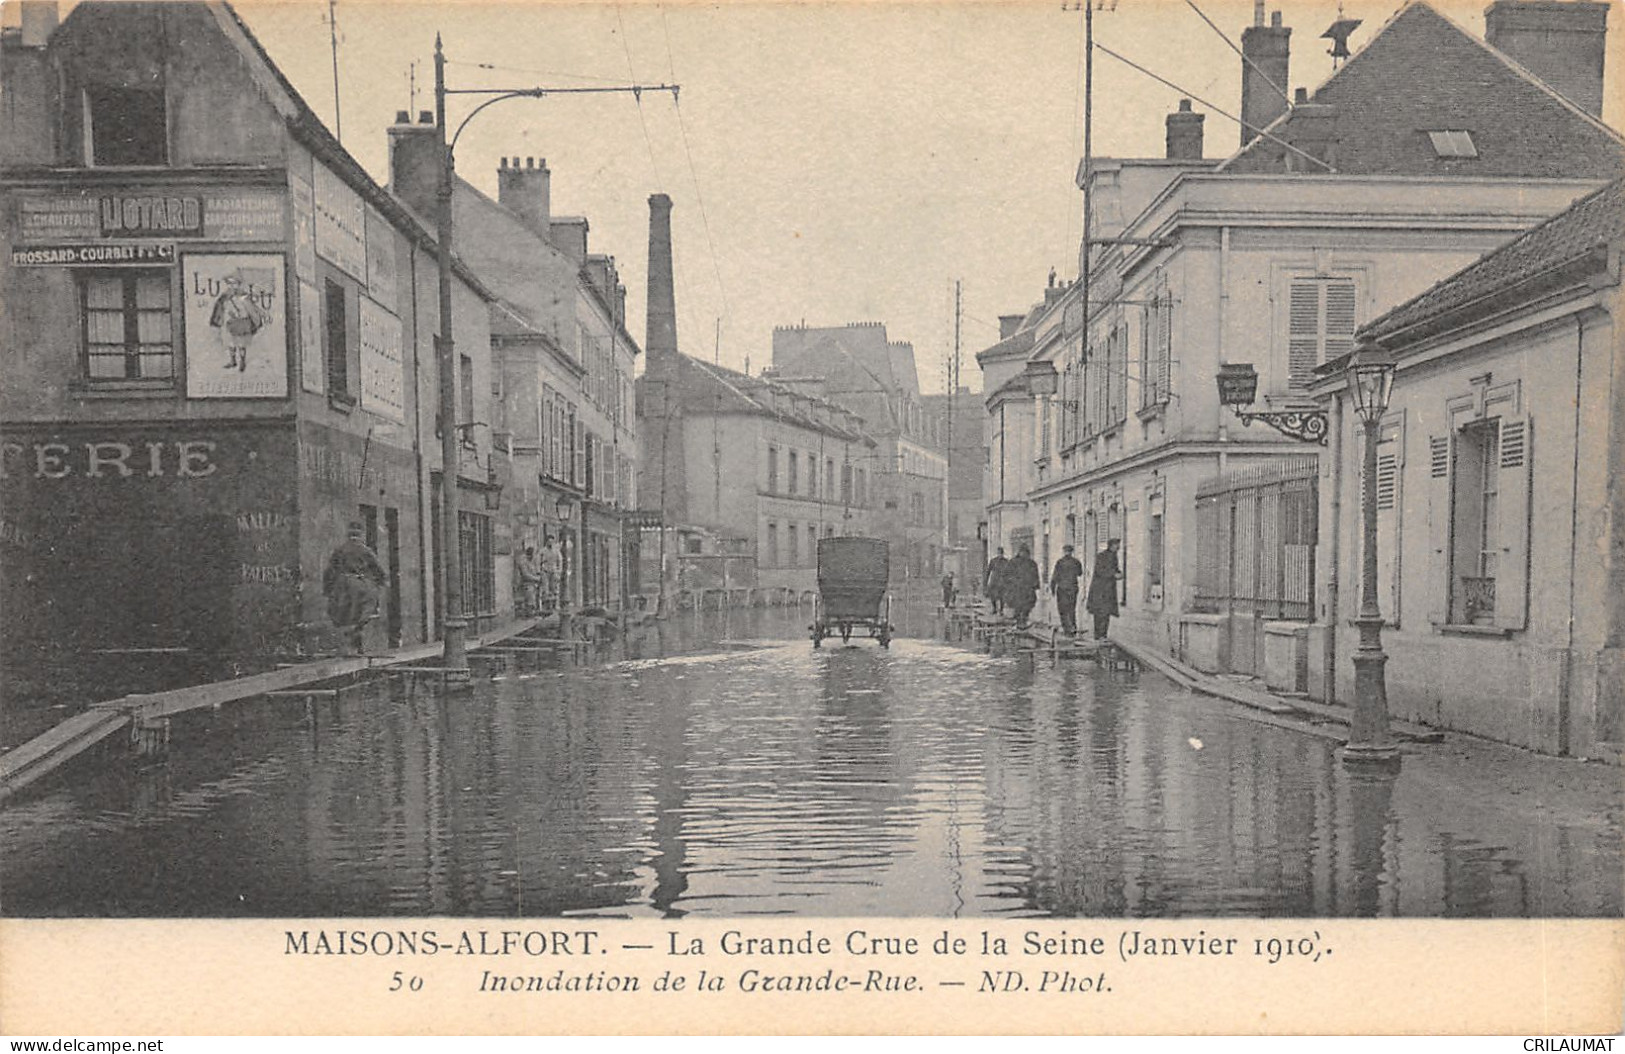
[1341,341,1400,772]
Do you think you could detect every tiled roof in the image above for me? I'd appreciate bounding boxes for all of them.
[1221,2,1624,178]
[1363,178,1625,341]
[657,353,874,445]
[974,329,1035,365]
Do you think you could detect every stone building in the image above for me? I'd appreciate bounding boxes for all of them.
[991,0,1621,698]
[1310,178,1625,759]
[637,197,876,601]
[0,0,502,664]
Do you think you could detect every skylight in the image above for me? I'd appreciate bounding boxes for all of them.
[1427,130,1478,159]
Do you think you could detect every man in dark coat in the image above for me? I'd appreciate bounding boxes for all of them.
[940,571,956,608]
[1007,544,1040,629]
[324,521,387,656]
[984,547,1010,615]
[1050,544,1084,636]
[1085,538,1122,640]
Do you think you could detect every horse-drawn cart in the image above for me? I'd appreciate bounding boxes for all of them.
[811,536,893,648]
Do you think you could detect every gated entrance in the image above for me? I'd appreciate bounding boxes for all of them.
[1193,456,1318,675]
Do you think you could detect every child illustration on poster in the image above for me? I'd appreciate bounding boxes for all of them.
[209,270,270,372]
[184,253,288,399]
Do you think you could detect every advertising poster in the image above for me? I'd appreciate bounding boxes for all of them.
[359,294,405,422]
[183,253,289,400]
[299,279,324,395]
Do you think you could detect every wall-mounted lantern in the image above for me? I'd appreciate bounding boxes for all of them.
[1216,362,1328,445]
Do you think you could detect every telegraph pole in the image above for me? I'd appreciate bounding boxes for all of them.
[434,35,468,683]
[430,36,676,672]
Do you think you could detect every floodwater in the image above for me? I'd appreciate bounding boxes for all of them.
[1,608,1619,918]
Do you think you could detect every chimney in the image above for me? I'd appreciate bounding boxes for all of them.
[646,193,678,359]
[1284,99,1338,171]
[1240,9,1291,148]
[497,156,551,235]
[1166,98,1205,159]
[548,217,589,264]
[998,314,1025,339]
[2,1,57,164]
[1485,1,1608,117]
[19,0,59,46]
[388,109,442,219]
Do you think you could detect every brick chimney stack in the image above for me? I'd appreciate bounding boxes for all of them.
[1240,10,1291,149]
[646,193,678,359]
[1486,0,1608,117]
[1166,98,1205,159]
[497,156,551,236]
[388,109,441,220]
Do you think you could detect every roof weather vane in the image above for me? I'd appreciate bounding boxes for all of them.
[1322,4,1362,70]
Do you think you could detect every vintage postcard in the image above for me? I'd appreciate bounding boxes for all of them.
[0,0,1621,1037]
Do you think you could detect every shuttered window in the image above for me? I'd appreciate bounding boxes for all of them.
[1288,277,1357,392]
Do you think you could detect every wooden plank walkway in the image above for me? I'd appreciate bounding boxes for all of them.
[0,618,538,804]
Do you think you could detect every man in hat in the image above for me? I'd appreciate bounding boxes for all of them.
[984,546,1010,615]
[539,534,564,611]
[517,542,542,616]
[1050,543,1084,636]
[323,521,387,656]
[1006,543,1040,630]
[1085,538,1122,640]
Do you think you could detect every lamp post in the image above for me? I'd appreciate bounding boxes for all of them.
[1341,342,1400,772]
[430,35,675,678]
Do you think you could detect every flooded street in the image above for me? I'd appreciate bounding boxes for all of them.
[2,608,1619,918]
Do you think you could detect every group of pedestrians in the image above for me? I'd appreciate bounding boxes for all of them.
[322,520,569,658]
[983,539,1120,638]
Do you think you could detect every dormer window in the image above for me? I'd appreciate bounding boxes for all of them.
[1426,130,1477,159]
[84,85,168,166]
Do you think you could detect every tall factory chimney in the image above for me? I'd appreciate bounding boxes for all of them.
[646,193,678,359]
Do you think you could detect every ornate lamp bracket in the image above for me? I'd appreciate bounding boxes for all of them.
[1233,409,1329,446]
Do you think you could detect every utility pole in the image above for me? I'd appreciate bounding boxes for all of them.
[327,0,343,144]
[430,35,676,662]
[433,35,468,683]
[1064,1,1096,385]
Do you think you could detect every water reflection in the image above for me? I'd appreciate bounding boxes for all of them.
[0,608,1618,918]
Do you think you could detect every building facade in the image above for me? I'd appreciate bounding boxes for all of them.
[0,1,503,665]
[1310,178,1624,759]
[389,140,641,614]
[768,322,948,585]
[987,0,1622,692]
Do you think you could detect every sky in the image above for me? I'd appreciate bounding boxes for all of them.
[230,0,1625,394]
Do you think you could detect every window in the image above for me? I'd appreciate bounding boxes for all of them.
[1146,507,1164,603]
[1427,130,1477,159]
[323,279,350,400]
[789,524,799,567]
[789,451,799,494]
[1370,420,1403,626]
[459,510,495,616]
[841,463,853,505]
[1433,414,1531,629]
[808,457,817,500]
[826,458,836,500]
[584,433,596,498]
[1141,284,1173,409]
[1288,277,1356,392]
[85,86,167,167]
[857,468,867,507]
[767,446,779,492]
[81,272,173,382]
[572,413,585,489]
[459,354,475,435]
[766,521,779,567]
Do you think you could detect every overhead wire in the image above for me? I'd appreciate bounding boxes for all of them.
[661,5,731,333]
[1182,0,1294,107]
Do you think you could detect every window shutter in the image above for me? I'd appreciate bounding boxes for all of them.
[1425,433,1453,624]
[1494,415,1532,630]
[1324,280,1357,360]
[1287,281,1321,392]
[1375,437,1402,627]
